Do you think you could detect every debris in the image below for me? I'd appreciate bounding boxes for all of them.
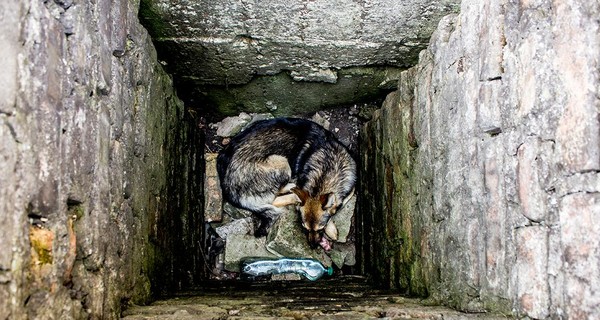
[311,111,331,130]
[211,113,252,137]
[215,217,253,240]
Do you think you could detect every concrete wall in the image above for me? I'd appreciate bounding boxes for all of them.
[359,0,600,318]
[139,0,460,119]
[0,1,203,319]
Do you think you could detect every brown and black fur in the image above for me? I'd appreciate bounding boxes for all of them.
[217,117,356,247]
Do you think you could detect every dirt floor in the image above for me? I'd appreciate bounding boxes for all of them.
[121,276,509,319]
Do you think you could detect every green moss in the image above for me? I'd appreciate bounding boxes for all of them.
[31,238,53,265]
[194,66,402,119]
[138,0,168,38]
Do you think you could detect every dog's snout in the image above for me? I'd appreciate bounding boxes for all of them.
[307,230,323,248]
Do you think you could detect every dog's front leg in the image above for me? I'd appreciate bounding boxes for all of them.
[272,193,301,207]
[277,182,297,195]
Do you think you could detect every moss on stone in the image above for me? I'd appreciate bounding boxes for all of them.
[138,0,169,38]
[191,66,403,120]
[29,227,54,265]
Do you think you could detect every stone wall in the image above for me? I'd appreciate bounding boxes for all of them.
[0,0,203,319]
[359,0,600,318]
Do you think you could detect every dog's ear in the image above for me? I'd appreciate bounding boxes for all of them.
[291,187,309,205]
[319,193,337,210]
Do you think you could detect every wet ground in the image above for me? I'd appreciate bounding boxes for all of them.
[122,276,509,319]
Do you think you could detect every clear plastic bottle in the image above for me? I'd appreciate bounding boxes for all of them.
[240,257,333,281]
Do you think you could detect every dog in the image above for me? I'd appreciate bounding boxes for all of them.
[217,117,356,249]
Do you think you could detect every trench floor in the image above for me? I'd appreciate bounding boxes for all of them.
[121,276,508,319]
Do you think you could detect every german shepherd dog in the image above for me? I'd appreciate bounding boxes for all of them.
[217,118,356,249]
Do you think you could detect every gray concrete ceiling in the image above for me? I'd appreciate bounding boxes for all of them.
[139,0,460,119]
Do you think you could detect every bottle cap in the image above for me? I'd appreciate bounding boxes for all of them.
[327,267,333,276]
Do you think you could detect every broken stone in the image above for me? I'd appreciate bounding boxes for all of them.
[290,69,338,84]
[222,202,253,220]
[328,242,356,269]
[311,111,331,130]
[265,209,332,267]
[211,113,252,137]
[215,217,253,240]
[224,234,276,272]
[331,194,356,243]
[204,153,223,223]
[248,113,274,126]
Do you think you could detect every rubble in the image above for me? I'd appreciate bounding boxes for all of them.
[215,218,253,241]
[211,112,252,137]
[223,234,276,272]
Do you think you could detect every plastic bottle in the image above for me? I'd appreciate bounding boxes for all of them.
[240,257,333,281]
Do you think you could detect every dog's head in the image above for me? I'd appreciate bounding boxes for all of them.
[291,187,339,249]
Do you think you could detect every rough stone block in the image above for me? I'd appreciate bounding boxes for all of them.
[224,234,276,272]
[143,0,461,88]
[557,172,600,197]
[0,1,18,115]
[211,113,251,137]
[266,209,332,267]
[477,83,502,135]
[482,144,507,294]
[560,193,600,319]
[554,0,600,174]
[329,243,356,269]
[517,139,546,222]
[515,226,549,319]
[556,100,600,173]
[331,194,356,243]
[223,202,253,220]
[204,153,222,223]
[215,218,253,241]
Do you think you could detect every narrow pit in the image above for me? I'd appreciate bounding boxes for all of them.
[129,0,456,315]
[3,0,598,319]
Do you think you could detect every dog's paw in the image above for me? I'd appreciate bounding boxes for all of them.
[324,220,338,241]
[278,182,297,195]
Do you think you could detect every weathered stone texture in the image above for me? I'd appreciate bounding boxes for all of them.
[141,0,460,86]
[0,1,203,319]
[139,0,460,119]
[359,0,600,318]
